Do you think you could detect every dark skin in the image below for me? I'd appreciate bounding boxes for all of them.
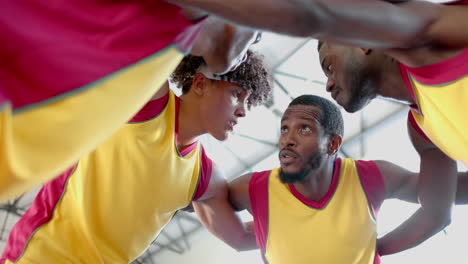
[172,0,441,49]
[228,104,468,258]
[317,2,468,256]
[317,3,468,108]
[277,105,341,201]
[375,114,457,256]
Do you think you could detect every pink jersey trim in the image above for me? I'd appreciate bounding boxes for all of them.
[399,63,423,116]
[444,0,468,5]
[129,93,169,123]
[192,147,213,201]
[0,1,195,111]
[249,170,270,254]
[374,250,381,264]
[355,160,385,218]
[129,91,206,198]
[407,110,432,143]
[288,158,341,209]
[174,96,199,156]
[399,49,468,86]
[0,165,76,263]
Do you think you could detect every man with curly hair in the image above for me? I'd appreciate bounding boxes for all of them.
[0,51,272,264]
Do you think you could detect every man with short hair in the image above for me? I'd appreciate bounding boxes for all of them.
[195,94,468,263]
[317,0,468,255]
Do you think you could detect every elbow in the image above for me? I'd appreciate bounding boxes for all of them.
[233,245,245,253]
[427,209,452,232]
[279,0,326,38]
[230,237,250,252]
[228,232,256,252]
[436,214,451,231]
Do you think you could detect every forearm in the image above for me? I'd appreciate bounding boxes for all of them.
[377,206,450,255]
[455,171,468,205]
[193,197,258,252]
[195,205,258,251]
[171,0,438,48]
[379,138,456,256]
[232,224,259,252]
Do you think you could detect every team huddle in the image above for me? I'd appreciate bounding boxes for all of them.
[0,0,467,263]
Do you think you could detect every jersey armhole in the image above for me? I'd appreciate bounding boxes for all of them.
[407,110,432,142]
[192,147,213,201]
[355,160,385,219]
[249,171,270,254]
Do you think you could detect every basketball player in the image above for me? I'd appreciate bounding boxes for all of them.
[0,51,271,264]
[317,0,468,255]
[197,95,468,263]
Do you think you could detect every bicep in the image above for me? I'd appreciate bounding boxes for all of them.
[192,170,257,250]
[425,5,468,49]
[387,4,468,66]
[376,160,418,203]
[171,0,440,49]
[228,174,253,213]
[407,116,458,207]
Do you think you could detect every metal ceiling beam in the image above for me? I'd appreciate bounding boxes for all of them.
[341,106,407,147]
[272,39,311,71]
[234,133,277,147]
[137,213,204,263]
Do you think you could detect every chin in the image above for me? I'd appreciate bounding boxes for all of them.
[213,132,229,141]
[279,167,308,184]
[344,100,369,113]
[280,165,300,175]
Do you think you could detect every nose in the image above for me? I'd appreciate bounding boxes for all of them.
[235,103,246,118]
[326,77,335,93]
[279,130,296,149]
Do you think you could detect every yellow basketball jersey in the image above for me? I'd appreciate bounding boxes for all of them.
[400,48,468,165]
[2,91,203,263]
[0,0,205,202]
[251,158,378,264]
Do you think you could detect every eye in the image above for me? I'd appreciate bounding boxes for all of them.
[280,126,288,134]
[327,64,333,75]
[300,125,312,133]
[232,89,242,98]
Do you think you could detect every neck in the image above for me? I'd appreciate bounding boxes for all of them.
[376,58,415,105]
[177,95,205,149]
[292,156,336,202]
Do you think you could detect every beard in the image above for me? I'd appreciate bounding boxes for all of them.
[279,149,325,184]
[342,59,377,113]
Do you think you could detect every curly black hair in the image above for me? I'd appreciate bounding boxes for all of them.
[170,50,272,109]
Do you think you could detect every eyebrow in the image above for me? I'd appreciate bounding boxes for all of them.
[317,40,324,51]
[281,116,319,124]
[299,116,319,124]
[320,58,325,72]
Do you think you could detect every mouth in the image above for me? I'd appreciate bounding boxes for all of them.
[279,150,299,165]
[331,89,339,101]
[227,120,237,131]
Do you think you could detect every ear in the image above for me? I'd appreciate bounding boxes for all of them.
[328,135,343,155]
[191,72,209,96]
[360,48,372,55]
